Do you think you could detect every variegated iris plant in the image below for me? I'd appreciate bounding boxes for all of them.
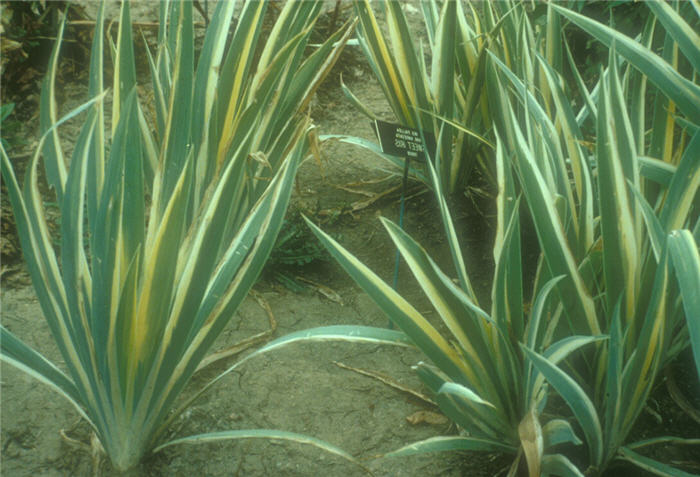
[0,0,354,471]
[300,154,595,476]
[487,2,699,474]
[325,0,491,193]
[337,0,563,195]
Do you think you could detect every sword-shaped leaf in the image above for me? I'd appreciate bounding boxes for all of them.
[154,429,369,474]
[523,347,603,467]
[668,230,700,378]
[553,4,700,125]
[384,435,516,457]
[305,217,469,383]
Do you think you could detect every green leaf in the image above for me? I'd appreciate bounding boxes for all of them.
[244,325,415,357]
[355,0,414,125]
[626,436,700,450]
[381,216,492,343]
[536,53,594,256]
[154,429,370,474]
[384,435,516,457]
[525,276,565,352]
[502,100,600,336]
[385,1,431,124]
[523,347,603,467]
[157,0,194,213]
[564,38,597,125]
[59,107,97,379]
[190,0,237,176]
[596,51,640,319]
[340,76,379,120]
[0,326,88,423]
[552,4,700,125]
[425,146,473,299]
[543,335,607,366]
[86,1,105,231]
[431,0,456,180]
[660,131,700,231]
[379,216,517,413]
[0,102,14,121]
[541,454,585,477]
[113,0,137,134]
[668,230,700,377]
[39,12,67,202]
[617,446,698,477]
[413,362,512,441]
[646,1,700,74]
[639,156,676,187]
[542,419,582,448]
[438,382,495,408]
[491,195,523,338]
[603,302,624,453]
[629,184,665,262]
[304,217,470,384]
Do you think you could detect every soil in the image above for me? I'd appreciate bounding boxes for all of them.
[1,2,698,477]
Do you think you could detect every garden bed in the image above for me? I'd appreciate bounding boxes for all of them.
[1,2,698,476]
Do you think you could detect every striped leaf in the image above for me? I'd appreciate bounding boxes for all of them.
[384,436,516,457]
[304,217,470,383]
[552,3,700,125]
[523,347,604,467]
[668,230,700,377]
[596,52,640,321]
[154,429,369,474]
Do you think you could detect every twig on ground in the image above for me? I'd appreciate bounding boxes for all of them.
[295,276,343,304]
[333,360,435,407]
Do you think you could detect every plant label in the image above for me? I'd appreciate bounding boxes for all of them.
[372,119,436,162]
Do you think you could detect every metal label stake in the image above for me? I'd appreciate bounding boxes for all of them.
[372,120,436,328]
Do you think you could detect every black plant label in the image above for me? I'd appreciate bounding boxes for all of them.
[372,119,436,162]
